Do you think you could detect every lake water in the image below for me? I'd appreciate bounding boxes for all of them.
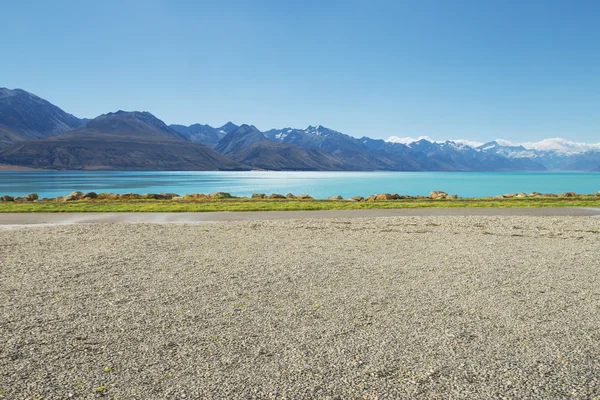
[1,171,600,199]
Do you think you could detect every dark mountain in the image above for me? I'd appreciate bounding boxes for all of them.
[215,124,348,170]
[169,121,241,147]
[0,88,85,142]
[360,136,455,170]
[215,124,268,154]
[170,123,225,147]
[0,111,247,170]
[217,122,239,135]
[59,111,186,142]
[264,125,422,170]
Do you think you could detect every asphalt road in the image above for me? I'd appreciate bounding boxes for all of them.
[1,207,600,226]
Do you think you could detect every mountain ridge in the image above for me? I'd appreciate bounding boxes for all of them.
[386,136,600,171]
[0,88,598,172]
[214,125,349,171]
[0,88,85,142]
[0,111,247,170]
[264,125,422,171]
[170,123,224,147]
[62,110,187,142]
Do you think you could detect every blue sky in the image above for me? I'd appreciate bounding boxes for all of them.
[2,0,599,142]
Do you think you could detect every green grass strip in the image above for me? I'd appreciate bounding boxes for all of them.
[1,197,600,212]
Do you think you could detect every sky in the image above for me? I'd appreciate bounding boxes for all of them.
[1,0,599,142]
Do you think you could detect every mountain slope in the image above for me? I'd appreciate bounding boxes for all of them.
[170,123,225,147]
[61,111,187,142]
[215,125,348,170]
[264,125,422,170]
[0,111,247,170]
[268,126,545,172]
[0,88,85,142]
[217,122,239,135]
[215,124,269,154]
[548,151,600,171]
[362,138,546,171]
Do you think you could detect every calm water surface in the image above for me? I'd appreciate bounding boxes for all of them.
[1,171,599,199]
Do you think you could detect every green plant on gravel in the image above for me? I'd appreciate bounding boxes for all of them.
[103,367,112,373]
[94,385,108,393]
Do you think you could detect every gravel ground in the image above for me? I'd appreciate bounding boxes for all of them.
[1,216,600,399]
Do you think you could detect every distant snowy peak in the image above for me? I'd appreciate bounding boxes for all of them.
[303,125,342,137]
[479,141,527,152]
[387,135,435,145]
[449,139,485,148]
[387,136,484,149]
[386,136,600,155]
[495,138,600,155]
[274,130,292,140]
[266,125,349,143]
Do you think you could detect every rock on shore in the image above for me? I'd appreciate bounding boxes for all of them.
[429,191,448,199]
[0,189,599,203]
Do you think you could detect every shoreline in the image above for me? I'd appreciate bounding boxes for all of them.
[0,164,41,171]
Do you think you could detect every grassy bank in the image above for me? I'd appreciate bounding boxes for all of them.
[1,197,600,212]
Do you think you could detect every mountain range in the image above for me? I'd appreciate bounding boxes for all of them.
[1,88,599,172]
[0,110,244,170]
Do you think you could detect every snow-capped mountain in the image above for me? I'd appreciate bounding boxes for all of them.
[389,136,600,156]
[496,138,600,155]
[480,140,600,171]
[362,137,546,171]
[214,124,349,171]
[388,136,484,148]
[385,136,600,171]
[264,125,421,170]
[264,126,548,171]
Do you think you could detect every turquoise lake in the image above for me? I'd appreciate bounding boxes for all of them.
[1,171,600,199]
